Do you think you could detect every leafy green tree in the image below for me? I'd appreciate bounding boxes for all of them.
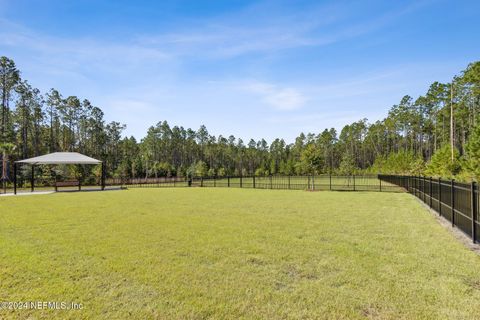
[464,122,480,180]
[0,56,20,140]
[217,167,226,177]
[297,144,323,174]
[194,160,208,177]
[338,153,357,175]
[207,168,216,177]
[425,145,461,178]
[370,150,424,175]
[45,89,62,152]
[0,142,16,192]
[255,167,266,176]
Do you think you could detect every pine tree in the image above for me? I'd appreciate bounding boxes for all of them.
[465,122,480,180]
[425,144,461,178]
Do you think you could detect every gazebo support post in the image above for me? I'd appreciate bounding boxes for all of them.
[13,162,17,195]
[31,164,35,192]
[101,162,106,190]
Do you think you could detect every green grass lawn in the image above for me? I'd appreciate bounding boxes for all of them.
[1,188,480,319]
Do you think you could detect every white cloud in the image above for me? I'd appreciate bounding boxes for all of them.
[0,18,172,79]
[132,2,343,58]
[131,1,433,59]
[241,81,306,110]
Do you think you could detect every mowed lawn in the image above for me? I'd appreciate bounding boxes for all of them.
[1,189,480,319]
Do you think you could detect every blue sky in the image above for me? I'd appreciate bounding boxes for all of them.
[1,0,479,143]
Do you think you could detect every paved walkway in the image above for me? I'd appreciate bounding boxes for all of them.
[0,191,55,197]
[0,186,124,197]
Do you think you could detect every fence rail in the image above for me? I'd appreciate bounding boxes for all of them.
[379,175,479,243]
[117,175,403,192]
[106,177,189,188]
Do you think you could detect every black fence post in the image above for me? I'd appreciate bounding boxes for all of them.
[253,175,256,189]
[379,176,382,192]
[240,176,243,188]
[416,175,419,198]
[201,177,204,187]
[423,176,430,204]
[412,176,415,196]
[421,176,423,199]
[451,179,455,228]
[270,175,273,189]
[329,173,332,191]
[101,162,106,190]
[353,175,356,191]
[422,176,425,201]
[438,178,442,216]
[228,176,230,188]
[418,175,420,198]
[415,176,418,197]
[31,164,35,192]
[13,162,17,195]
[419,176,422,199]
[288,175,291,190]
[426,176,428,202]
[419,176,425,198]
[422,176,424,199]
[429,177,432,208]
[214,176,216,188]
[471,181,477,243]
[312,174,315,191]
[415,176,420,198]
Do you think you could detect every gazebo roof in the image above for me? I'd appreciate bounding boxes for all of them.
[16,152,102,165]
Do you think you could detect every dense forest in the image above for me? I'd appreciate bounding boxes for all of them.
[1,55,480,183]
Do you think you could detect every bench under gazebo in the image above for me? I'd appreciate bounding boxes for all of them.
[13,152,106,194]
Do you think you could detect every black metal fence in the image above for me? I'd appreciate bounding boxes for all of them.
[0,173,404,195]
[117,175,403,192]
[379,175,479,243]
[106,177,189,188]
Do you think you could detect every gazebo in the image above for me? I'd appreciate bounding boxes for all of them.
[13,152,105,194]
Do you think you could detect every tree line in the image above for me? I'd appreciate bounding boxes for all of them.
[1,55,480,183]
